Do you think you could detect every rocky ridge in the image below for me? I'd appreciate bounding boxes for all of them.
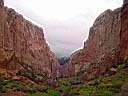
[63,0,128,81]
[66,8,121,79]
[0,0,60,81]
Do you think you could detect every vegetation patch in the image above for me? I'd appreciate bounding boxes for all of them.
[0,64,128,96]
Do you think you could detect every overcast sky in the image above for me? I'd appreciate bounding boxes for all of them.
[4,0,122,57]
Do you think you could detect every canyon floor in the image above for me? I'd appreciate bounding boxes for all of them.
[0,63,128,96]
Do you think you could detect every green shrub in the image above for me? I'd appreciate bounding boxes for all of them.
[34,85,48,92]
[28,92,47,96]
[21,63,32,69]
[111,80,124,89]
[18,70,36,81]
[47,89,60,96]
[101,90,113,96]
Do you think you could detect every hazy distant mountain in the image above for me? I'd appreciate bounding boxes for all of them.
[58,57,70,65]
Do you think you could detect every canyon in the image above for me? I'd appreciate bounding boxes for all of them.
[0,0,128,96]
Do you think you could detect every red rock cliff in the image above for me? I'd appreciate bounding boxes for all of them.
[65,0,128,80]
[66,8,121,79]
[120,0,128,63]
[0,0,60,79]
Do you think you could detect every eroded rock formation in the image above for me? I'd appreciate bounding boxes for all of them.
[61,2,128,80]
[120,0,128,63]
[67,8,121,79]
[65,0,128,81]
[0,0,60,80]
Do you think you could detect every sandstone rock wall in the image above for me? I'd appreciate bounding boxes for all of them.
[67,8,121,79]
[120,0,128,62]
[0,0,60,78]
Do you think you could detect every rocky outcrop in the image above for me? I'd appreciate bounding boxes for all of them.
[123,0,128,5]
[120,0,128,63]
[0,0,60,79]
[60,0,128,81]
[66,8,121,79]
